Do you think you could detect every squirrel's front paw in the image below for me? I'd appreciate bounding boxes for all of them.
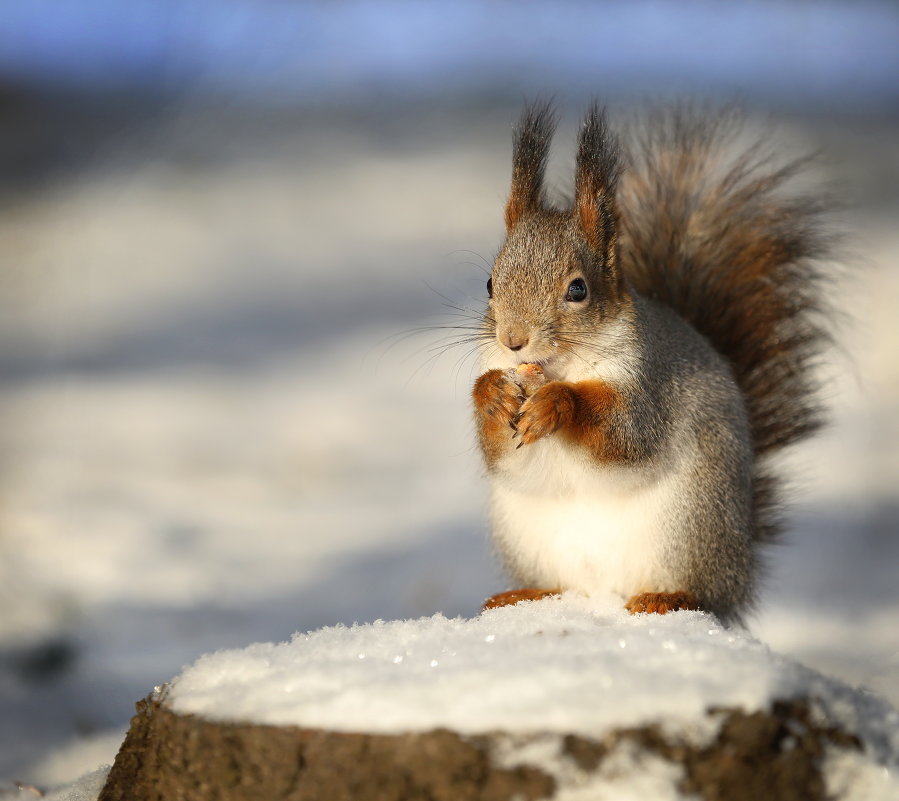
[473,369,523,429]
[516,382,576,445]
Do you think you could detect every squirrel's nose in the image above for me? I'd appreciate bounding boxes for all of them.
[502,331,529,352]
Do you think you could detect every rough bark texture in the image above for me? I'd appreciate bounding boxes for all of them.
[100,693,862,801]
[99,695,555,801]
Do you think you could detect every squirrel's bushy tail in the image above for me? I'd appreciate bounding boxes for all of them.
[618,107,835,544]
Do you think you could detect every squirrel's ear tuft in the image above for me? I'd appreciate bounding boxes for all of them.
[505,101,556,232]
[575,105,621,267]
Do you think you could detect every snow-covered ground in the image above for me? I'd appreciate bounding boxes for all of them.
[0,97,897,796]
[171,595,898,741]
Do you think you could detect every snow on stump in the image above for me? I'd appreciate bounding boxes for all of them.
[100,596,899,801]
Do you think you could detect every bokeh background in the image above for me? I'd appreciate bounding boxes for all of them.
[1,0,897,790]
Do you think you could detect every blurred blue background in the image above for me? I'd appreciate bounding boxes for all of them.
[2,0,898,108]
[0,0,897,792]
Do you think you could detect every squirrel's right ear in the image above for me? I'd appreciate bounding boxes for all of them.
[574,105,621,261]
[505,102,556,232]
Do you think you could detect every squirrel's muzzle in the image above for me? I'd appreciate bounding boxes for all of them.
[501,328,530,353]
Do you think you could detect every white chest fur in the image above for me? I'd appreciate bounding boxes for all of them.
[489,436,683,597]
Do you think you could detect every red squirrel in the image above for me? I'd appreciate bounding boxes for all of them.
[473,103,832,624]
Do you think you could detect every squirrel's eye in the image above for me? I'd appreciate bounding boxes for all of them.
[565,278,588,303]
[487,277,493,299]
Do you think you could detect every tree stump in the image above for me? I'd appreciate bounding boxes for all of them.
[98,598,899,800]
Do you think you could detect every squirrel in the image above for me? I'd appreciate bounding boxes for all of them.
[472,102,832,624]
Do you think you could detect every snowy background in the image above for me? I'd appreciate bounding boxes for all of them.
[0,0,897,792]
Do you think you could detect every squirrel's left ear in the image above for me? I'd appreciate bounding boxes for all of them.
[574,105,621,276]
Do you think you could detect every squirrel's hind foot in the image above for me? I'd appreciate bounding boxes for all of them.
[482,588,561,611]
[625,591,699,615]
